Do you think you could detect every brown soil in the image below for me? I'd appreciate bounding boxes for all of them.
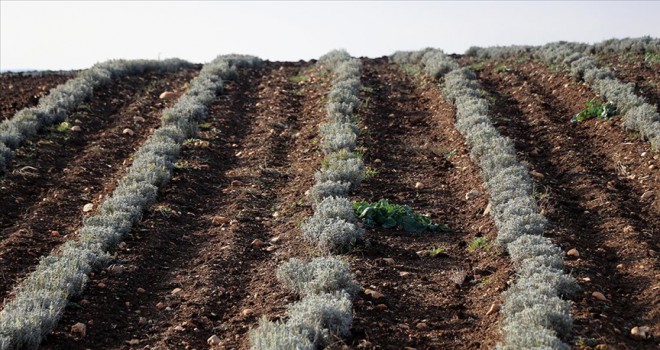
[0,56,655,350]
[0,73,72,120]
[476,59,659,350]
[594,52,660,111]
[342,58,512,349]
[0,68,199,301]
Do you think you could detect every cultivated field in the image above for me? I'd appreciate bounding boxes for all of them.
[0,38,658,350]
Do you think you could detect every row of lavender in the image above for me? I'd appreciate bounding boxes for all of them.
[392,49,579,349]
[0,55,262,350]
[249,50,364,349]
[465,37,660,150]
[0,58,196,172]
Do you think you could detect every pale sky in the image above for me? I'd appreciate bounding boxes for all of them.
[1,1,659,71]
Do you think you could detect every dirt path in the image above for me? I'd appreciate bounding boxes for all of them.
[341,58,512,349]
[594,52,660,111]
[40,62,331,350]
[0,68,198,301]
[477,60,659,349]
[0,73,72,120]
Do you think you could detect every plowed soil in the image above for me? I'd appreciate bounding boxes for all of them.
[476,58,659,350]
[0,67,199,302]
[1,55,657,350]
[0,73,73,120]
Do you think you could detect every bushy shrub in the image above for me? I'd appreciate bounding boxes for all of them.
[286,292,353,347]
[314,157,365,187]
[301,217,364,253]
[248,318,313,350]
[308,180,351,206]
[276,256,361,297]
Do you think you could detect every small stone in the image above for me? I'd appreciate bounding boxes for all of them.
[375,304,388,311]
[364,289,385,300]
[265,245,278,252]
[465,189,481,200]
[630,326,651,340]
[83,203,94,212]
[382,258,395,265]
[251,239,265,247]
[416,250,429,257]
[211,216,229,225]
[208,335,222,346]
[133,116,146,123]
[567,248,580,257]
[138,317,147,326]
[272,211,280,218]
[230,180,243,187]
[531,170,545,178]
[173,325,185,332]
[97,282,106,289]
[50,230,60,237]
[641,191,654,200]
[616,263,624,269]
[399,271,411,278]
[171,288,183,295]
[156,302,166,310]
[486,303,501,315]
[592,291,608,301]
[128,339,140,345]
[159,91,179,100]
[241,309,254,317]
[109,264,125,274]
[122,128,135,136]
[118,241,128,249]
[137,287,146,294]
[270,236,281,243]
[483,203,492,216]
[416,322,428,330]
[623,225,634,234]
[414,182,424,189]
[71,322,87,337]
[70,125,82,132]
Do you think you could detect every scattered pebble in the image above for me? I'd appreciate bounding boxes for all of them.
[530,170,545,178]
[137,287,146,294]
[414,182,424,189]
[207,335,222,346]
[364,289,385,300]
[567,248,580,257]
[375,304,388,311]
[592,291,608,301]
[70,125,82,132]
[159,91,179,100]
[71,322,87,337]
[82,203,94,212]
[138,317,147,326]
[399,271,411,278]
[465,189,481,200]
[122,128,135,136]
[241,309,254,317]
[265,245,278,252]
[133,116,146,123]
[486,302,501,315]
[382,258,395,265]
[156,302,166,310]
[127,339,140,345]
[416,322,428,330]
[50,230,60,237]
[211,216,229,226]
[251,239,265,247]
[270,236,281,243]
[171,288,182,295]
[630,326,651,340]
[483,203,492,216]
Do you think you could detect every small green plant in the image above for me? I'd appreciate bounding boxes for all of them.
[444,148,457,160]
[494,64,507,73]
[353,199,449,233]
[478,277,493,285]
[364,166,379,179]
[428,246,446,257]
[56,121,71,132]
[470,61,486,72]
[572,98,616,122]
[644,52,660,64]
[289,74,308,84]
[467,236,489,252]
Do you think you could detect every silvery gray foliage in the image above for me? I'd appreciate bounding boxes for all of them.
[276,256,361,297]
[315,196,358,223]
[0,54,262,350]
[286,292,353,347]
[591,36,660,54]
[464,45,535,60]
[318,50,352,71]
[0,58,196,173]
[319,122,359,153]
[248,318,314,350]
[301,217,364,253]
[419,49,460,78]
[314,157,365,187]
[308,180,352,206]
[414,50,575,348]
[537,42,660,148]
